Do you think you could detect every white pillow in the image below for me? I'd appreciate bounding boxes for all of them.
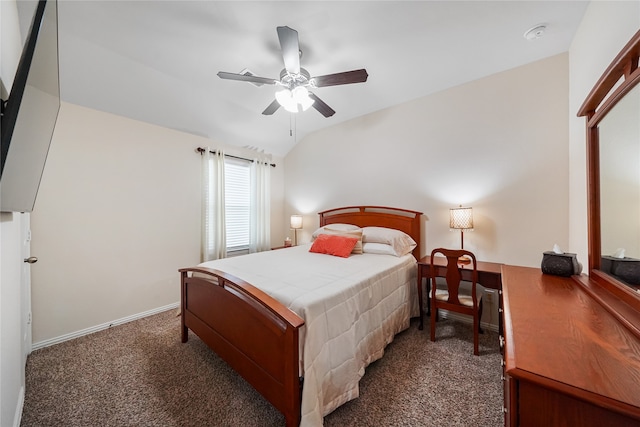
[362,226,417,256]
[312,224,363,254]
[362,242,397,256]
[312,223,361,238]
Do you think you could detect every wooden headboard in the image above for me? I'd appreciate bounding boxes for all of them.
[318,206,423,259]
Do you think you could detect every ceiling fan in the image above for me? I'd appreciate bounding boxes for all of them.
[217,26,368,118]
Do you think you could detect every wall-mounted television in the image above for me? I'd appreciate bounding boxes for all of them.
[1,0,60,213]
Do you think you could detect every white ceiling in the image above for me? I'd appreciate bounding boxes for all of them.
[49,1,588,157]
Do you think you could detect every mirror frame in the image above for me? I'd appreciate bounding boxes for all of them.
[578,29,640,301]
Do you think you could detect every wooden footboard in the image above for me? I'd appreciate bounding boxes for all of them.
[180,267,305,427]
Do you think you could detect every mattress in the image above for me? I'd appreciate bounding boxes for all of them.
[199,243,418,426]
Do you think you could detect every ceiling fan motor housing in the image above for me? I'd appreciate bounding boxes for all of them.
[279,68,312,89]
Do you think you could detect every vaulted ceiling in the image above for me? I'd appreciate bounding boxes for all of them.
[44,1,589,157]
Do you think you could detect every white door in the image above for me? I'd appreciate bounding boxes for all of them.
[20,212,33,358]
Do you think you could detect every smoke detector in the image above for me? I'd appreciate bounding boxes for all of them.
[524,24,547,41]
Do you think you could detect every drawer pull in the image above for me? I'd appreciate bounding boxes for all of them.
[499,336,505,349]
[501,359,506,367]
[503,407,508,413]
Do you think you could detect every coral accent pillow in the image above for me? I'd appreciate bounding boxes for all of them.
[314,228,363,254]
[309,234,359,258]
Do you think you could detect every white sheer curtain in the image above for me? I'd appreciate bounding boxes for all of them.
[249,157,271,253]
[202,148,226,261]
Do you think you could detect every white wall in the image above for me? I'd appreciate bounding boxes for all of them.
[568,1,640,268]
[29,102,285,345]
[1,0,29,425]
[285,53,569,268]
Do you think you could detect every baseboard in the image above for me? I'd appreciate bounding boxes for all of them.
[32,302,180,351]
[439,310,499,333]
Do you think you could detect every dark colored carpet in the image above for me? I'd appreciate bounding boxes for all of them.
[21,310,503,426]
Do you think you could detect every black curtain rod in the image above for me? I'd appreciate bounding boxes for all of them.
[196,147,276,168]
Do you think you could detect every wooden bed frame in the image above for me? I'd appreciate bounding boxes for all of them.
[180,206,422,426]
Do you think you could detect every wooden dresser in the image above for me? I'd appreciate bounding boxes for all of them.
[501,265,640,426]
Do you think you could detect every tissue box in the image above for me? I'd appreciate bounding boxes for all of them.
[541,252,581,277]
[602,256,640,286]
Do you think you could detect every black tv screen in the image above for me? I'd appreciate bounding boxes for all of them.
[1,0,60,212]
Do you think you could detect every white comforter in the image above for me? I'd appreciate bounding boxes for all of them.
[199,244,418,427]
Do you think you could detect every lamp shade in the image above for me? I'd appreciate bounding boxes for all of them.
[290,215,303,229]
[450,206,473,230]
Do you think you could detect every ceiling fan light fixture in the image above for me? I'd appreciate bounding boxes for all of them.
[275,88,297,112]
[293,86,314,111]
[275,86,314,113]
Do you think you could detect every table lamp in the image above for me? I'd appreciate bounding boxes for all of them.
[450,206,474,263]
[290,215,303,246]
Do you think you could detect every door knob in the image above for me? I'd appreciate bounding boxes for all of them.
[24,256,38,264]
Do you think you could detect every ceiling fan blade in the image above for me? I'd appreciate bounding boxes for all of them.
[277,26,300,75]
[217,71,277,85]
[308,93,335,117]
[262,99,281,115]
[311,69,369,87]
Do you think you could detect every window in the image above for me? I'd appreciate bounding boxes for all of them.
[201,148,271,261]
[224,158,250,253]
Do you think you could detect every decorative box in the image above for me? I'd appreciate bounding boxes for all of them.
[541,252,582,277]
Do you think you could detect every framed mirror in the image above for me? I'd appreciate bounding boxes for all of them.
[599,84,640,286]
[578,29,640,301]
